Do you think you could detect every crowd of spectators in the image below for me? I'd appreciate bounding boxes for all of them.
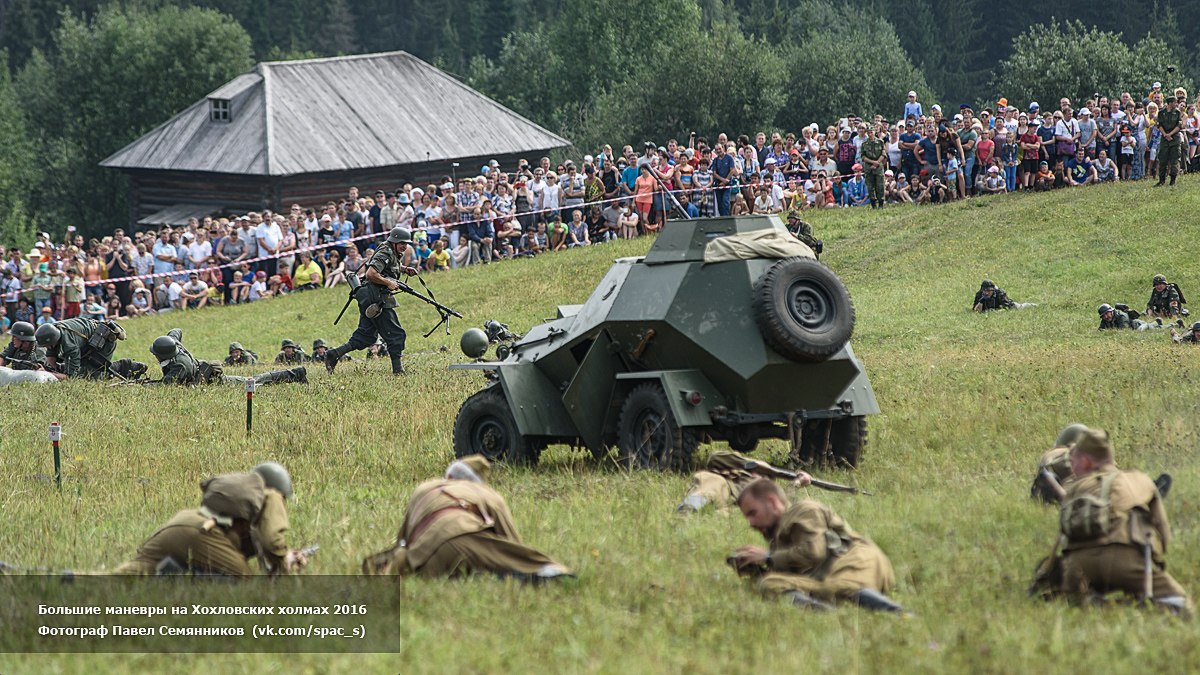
[2,84,1195,336]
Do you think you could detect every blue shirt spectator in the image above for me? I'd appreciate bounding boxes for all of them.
[152,238,177,275]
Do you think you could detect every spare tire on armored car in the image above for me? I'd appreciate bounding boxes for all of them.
[752,257,855,362]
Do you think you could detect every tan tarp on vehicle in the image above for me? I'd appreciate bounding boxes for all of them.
[702,228,814,263]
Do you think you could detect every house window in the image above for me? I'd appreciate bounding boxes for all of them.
[209,98,230,122]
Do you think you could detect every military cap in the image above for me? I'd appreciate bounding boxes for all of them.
[312,338,327,350]
[784,210,801,220]
[229,341,244,353]
[281,339,297,349]
[1072,428,1112,461]
[1153,274,1167,285]
[446,455,491,483]
[1098,303,1113,315]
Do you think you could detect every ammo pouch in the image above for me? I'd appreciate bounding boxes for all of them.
[1060,472,1117,542]
[196,360,225,385]
[85,320,126,349]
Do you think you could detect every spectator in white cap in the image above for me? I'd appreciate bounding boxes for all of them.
[904,90,922,122]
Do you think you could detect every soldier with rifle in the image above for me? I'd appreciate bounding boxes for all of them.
[784,211,823,257]
[325,226,420,375]
[326,226,460,374]
[362,455,572,582]
[1172,321,1200,344]
[224,341,258,366]
[0,321,46,370]
[115,462,310,577]
[1033,429,1189,616]
[34,316,145,380]
[1146,274,1186,319]
[678,450,867,512]
[149,328,306,386]
[728,478,907,613]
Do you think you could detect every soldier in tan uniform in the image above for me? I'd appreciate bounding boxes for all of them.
[1054,429,1189,615]
[363,455,571,581]
[114,462,306,577]
[1033,423,1171,505]
[728,478,906,613]
[679,451,807,512]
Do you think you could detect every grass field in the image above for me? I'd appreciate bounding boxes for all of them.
[5,180,1200,674]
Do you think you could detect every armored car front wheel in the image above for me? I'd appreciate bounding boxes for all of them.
[617,383,698,472]
[453,387,539,465]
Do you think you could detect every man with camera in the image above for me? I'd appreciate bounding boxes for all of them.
[324,226,418,375]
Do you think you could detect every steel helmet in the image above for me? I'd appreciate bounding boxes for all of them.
[460,328,489,359]
[1097,303,1113,315]
[1191,322,1200,331]
[10,321,35,341]
[386,226,413,244]
[229,341,244,353]
[981,279,996,290]
[281,339,297,349]
[1054,423,1089,448]
[35,323,61,348]
[312,338,327,350]
[251,461,293,499]
[150,335,178,359]
[1153,274,1167,285]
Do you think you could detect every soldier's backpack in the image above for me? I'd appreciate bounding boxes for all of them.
[196,360,225,385]
[1170,283,1187,306]
[200,473,265,523]
[1059,471,1118,542]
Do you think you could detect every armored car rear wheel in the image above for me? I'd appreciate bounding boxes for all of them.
[753,257,854,362]
[829,416,867,468]
[617,383,698,472]
[453,387,539,466]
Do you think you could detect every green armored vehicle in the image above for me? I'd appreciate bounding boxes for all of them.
[451,214,879,470]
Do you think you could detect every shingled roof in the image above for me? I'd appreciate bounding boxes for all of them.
[102,51,570,177]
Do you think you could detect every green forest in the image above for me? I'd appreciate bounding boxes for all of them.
[0,0,1193,240]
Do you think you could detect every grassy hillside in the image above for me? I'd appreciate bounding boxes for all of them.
[5,180,1200,673]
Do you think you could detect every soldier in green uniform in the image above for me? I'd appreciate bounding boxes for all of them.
[1155,96,1184,187]
[114,462,308,577]
[1174,321,1200,344]
[0,321,46,370]
[860,125,887,209]
[973,279,1017,311]
[1146,274,1184,318]
[362,455,572,581]
[324,226,419,375]
[274,339,306,365]
[784,211,822,257]
[224,342,258,366]
[150,328,306,385]
[728,478,906,613]
[678,450,813,512]
[1049,429,1189,615]
[1098,303,1137,330]
[310,338,350,364]
[34,317,145,380]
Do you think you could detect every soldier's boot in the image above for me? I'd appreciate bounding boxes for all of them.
[1170,172,1177,186]
[288,366,308,384]
[676,494,709,513]
[1154,596,1191,619]
[390,355,405,375]
[324,347,342,374]
[851,588,910,615]
[784,590,834,612]
[1155,473,1173,498]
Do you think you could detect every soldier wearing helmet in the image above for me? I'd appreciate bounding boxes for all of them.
[0,321,46,370]
[224,341,258,366]
[275,338,306,365]
[34,315,144,380]
[1174,321,1200,344]
[973,279,1015,311]
[1097,303,1132,330]
[150,328,305,386]
[115,462,307,577]
[1146,274,1185,318]
[324,226,419,375]
[310,338,350,364]
[784,211,822,256]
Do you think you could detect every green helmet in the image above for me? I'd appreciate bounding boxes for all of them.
[784,210,801,221]
[1098,303,1113,315]
[312,338,327,350]
[10,321,35,341]
[460,328,489,359]
[281,339,297,349]
[150,335,178,359]
[251,461,293,499]
[1054,423,1089,448]
[229,341,244,353]
[1153,274,1167,285]
[386,226,413,244]
[35,323,61,348]
[1191,322,1200,331]
[981,279,996,290]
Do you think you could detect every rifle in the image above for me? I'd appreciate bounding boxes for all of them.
[1038,469,1067,503]
[387,275,463,337]
[298,544,320,558]
[333,273,363,326]
[743,461,872,495]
